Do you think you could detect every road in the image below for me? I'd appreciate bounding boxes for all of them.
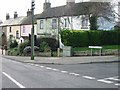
[1,56,120,88]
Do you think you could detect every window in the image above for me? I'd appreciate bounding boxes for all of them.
[64,19,67,27]
[16,31,19,39]
[52,19,57,29]
[40,20,44,29]
[9,27,11,33]
[23,26,25,33]
[81,17,88,29]
[10,35,13,40]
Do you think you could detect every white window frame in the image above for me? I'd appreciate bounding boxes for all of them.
[52,19,57,29]
[40,20,44,29]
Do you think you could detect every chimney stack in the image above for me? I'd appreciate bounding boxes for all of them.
[6,13,10,20]
[14,11,18,19]
[27,9,32,16]
[66,0,75,6]
[43,0,51,11]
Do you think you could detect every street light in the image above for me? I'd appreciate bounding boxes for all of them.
[31,0,35,60]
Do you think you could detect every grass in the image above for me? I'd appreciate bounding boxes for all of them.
[73,45,120,52]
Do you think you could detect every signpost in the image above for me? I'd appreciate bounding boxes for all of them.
[88,46,102,56]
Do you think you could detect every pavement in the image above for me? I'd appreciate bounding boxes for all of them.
[2,55,120,65]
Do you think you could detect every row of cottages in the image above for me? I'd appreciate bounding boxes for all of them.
[0,0,116,46]
[36,0,115,39]
[0,10,37,44]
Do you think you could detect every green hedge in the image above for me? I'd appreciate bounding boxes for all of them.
[61,30,120,47]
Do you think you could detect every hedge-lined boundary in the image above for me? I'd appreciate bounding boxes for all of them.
[61,30,120,47]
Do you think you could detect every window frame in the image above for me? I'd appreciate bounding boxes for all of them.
[52,19,57,29]
[40,19,44,29]
[16,30,19,39]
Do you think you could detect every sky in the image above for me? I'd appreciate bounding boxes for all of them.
[0,0,119,22]
[0,0,82,21]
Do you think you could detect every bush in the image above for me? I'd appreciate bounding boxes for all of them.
[39,41,50,52]
[18,41,29,55]
[10,40,18,49]
[36,37,58,51]
[61,30,120,47]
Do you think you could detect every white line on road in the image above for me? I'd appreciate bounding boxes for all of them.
[69,73,80,76]
[34,64,39,67]
[115,83,120,86]
[61,71,68,73]
[73,73,80,76]
[46,67,52,70]
[39,66,45,68]
[107,77,120,81]
[97,79,113,84]
[52,68,59,71]
[2,72,25,88]
[82,76,96,80]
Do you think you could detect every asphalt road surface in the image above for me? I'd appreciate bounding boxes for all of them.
[1,57,120,88]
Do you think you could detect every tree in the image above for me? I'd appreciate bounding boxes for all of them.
[82,2,114,30]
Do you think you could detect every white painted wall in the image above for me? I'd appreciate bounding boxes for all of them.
[21,24,37,37]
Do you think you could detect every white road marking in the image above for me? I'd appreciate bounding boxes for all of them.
[69,73,77,75]
[61,71,68,73]
[82,76,96,80]
[46,67,52,70]
[107,77,120,81]
[35,64,39,67]
[39,66,45,68]
[52,69,59,71]
[115,83,120,86]
[2,72,25,88]
[69,73,80,76]
[74,73,80,76]
[97,79,113,84]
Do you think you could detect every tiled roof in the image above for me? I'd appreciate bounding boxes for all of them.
[0,16,26,26]
[36,2,110,19]
[21,15,38,25]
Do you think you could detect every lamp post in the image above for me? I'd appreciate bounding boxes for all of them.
[31,0,35,60]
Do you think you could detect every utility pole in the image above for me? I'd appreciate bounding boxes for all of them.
[57,17,60,57]
[31,0,35,60]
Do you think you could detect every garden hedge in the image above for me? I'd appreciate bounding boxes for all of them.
[61,30,120,47]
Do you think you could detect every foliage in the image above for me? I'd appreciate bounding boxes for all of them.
[39,41,50,52]
[36,37,58,51]
[7,47,19,56]
[10,40,18,49]
[1,32,7,46]
[89,15,99,30]
[18,41,29,55]
[61,30,120,47]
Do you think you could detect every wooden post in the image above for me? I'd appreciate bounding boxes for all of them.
[91,48,93,56]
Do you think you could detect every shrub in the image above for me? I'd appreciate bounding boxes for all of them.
[61,30,120,47]
[36,37,58,51]
[18,41,29,55]
[39,41,50,52]
[9,40,18,49]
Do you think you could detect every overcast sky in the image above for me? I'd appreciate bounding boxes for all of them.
[0,0,118,21]
[0,0,83,21]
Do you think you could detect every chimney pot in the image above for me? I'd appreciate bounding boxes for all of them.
[6,13,10,20]
[14,11,18,19]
